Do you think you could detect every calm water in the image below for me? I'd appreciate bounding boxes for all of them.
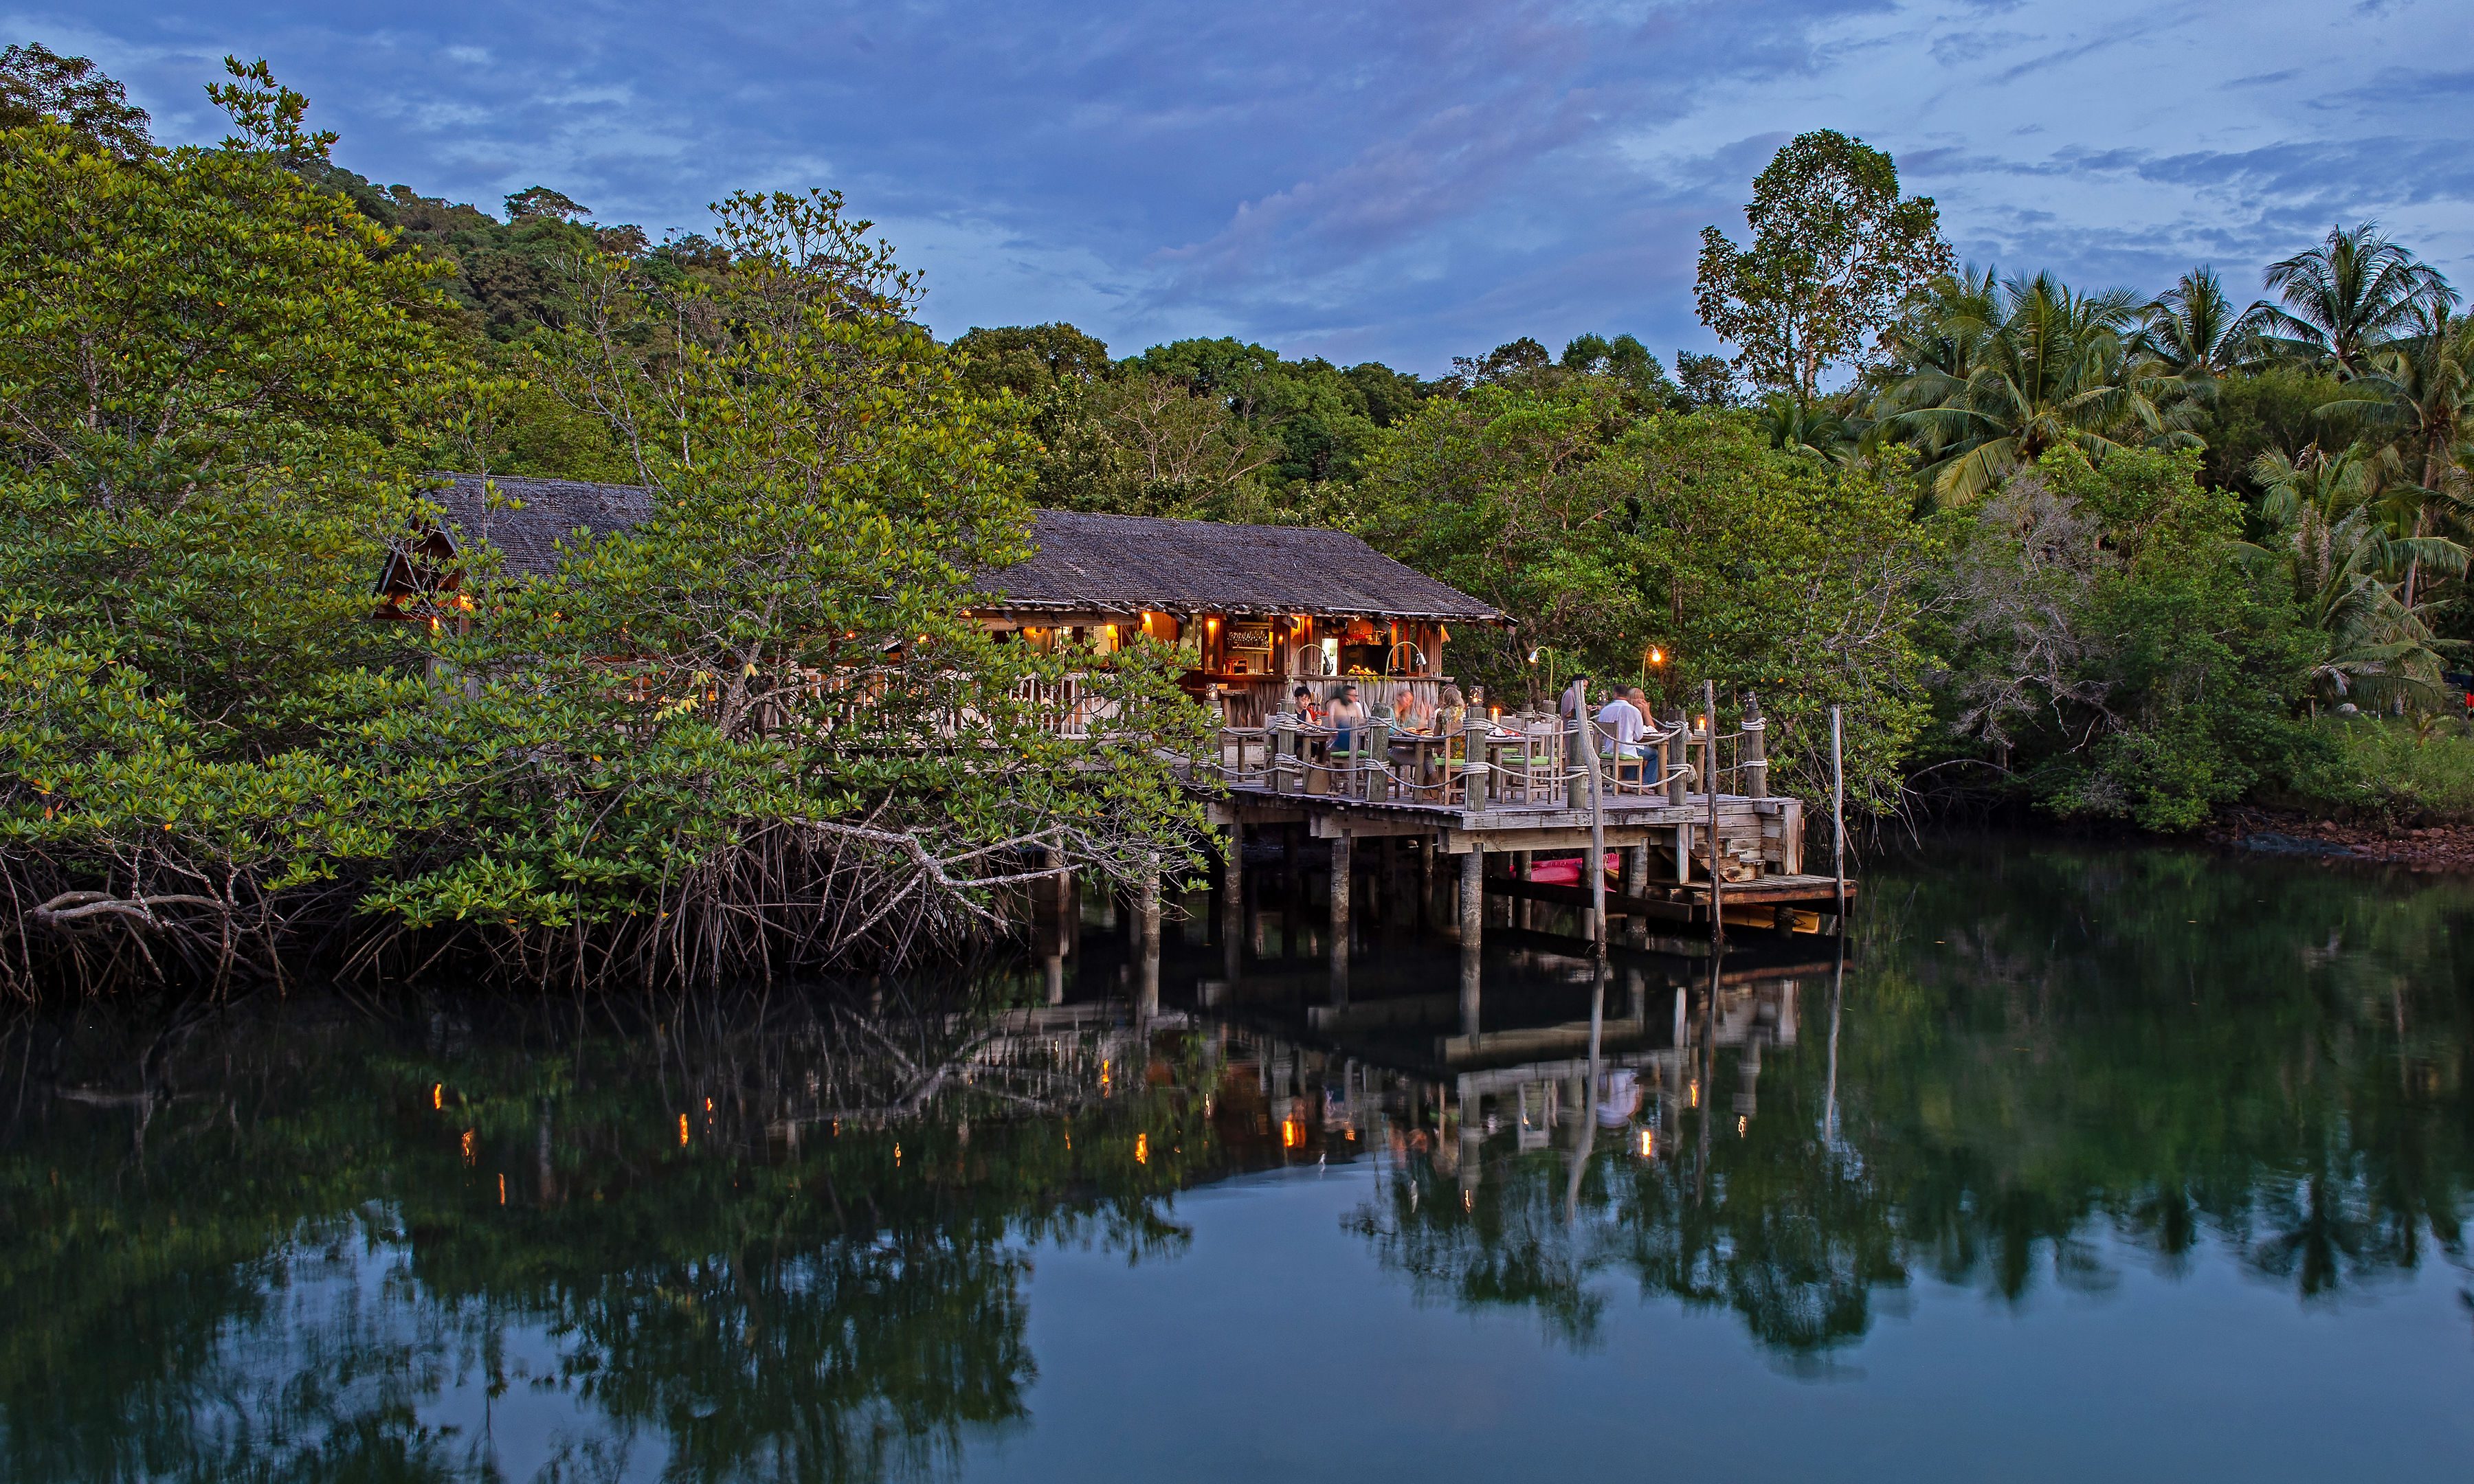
[3,835,2471,1481]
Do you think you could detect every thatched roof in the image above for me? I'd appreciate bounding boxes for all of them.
[409,477,1501,622]
[424,474,654,577]
[978,510,1500,622]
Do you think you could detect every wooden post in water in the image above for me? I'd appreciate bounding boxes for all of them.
[1563,681,1588,809]
[1664,707,1689,807]
[1462,705,1489,809]
[1458,845,1485,1042]
[1329,831,1352,982]
[1830,704,1847,928]
[1585,708,1609,952]
[1271,717,1293,795]
[1742,692,1768,799]
[1222,819,1245,984]
[1705,679,1724,949]
[1511,850,1531,929]
[1137,855,1161,1020]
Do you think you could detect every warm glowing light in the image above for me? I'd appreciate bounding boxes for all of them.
[460,1130,475,1165]
[1639,1129,1656,1158]
[498,1173,507,1205]
[678,1114,690,1147]
[1462,1190,1473,1212]
[893,1143,903,1165]
[1737,1116,1748,1136]
[1281,1118,1302,1149]
[1135,1134,1149,1164]
[433,1083,443,1110]
[1689,1080,1700,1108]
[1695,715,1707,732]
[1648,647,1664,665]
[704,1098,713,1113]
[1205,617,1218,631]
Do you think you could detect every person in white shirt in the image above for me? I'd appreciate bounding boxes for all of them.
[1595,687,1647,758]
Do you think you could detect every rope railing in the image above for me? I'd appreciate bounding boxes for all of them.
[1192,694,1773,809]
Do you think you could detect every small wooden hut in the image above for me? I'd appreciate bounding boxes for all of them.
[380,477,1504,721]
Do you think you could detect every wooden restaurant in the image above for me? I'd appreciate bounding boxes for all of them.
[383,476,1508,725]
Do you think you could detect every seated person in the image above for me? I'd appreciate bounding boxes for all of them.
[1596,686,1649,759]
[1433,684,1467,738]
[1391,686,1435,733]
[1324,684,1368,752]
[1290,684,1322,725]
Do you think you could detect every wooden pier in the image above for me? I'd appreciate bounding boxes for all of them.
[1188,695,1855,967]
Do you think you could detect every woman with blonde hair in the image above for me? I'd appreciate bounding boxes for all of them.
[1434,684,1467,737]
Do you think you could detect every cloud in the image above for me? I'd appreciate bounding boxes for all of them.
[10,0,2468,370]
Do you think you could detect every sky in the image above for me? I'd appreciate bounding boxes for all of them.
[14,0,2471,374]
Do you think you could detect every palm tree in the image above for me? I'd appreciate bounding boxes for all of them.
[1873,269,2197,504]
[2317,304,2474,606]
[1758,390,1865,464]
[2143,267,2260,378]
[2251,445,2461,709]
[2250,223,2455,379]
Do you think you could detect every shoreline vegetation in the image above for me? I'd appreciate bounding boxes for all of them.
[6,47,2474,996]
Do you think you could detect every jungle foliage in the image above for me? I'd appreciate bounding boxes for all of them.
[0,57,1207,996]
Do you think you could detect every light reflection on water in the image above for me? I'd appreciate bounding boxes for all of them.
[3,835,2471,1481]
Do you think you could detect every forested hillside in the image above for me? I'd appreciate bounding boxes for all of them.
[4,41,2471,992]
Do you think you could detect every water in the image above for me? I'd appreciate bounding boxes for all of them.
[3,835,2470,1482]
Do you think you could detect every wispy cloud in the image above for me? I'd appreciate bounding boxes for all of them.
[10,0,2467,370]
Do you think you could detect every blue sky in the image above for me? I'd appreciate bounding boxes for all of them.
[16,1,2470,373]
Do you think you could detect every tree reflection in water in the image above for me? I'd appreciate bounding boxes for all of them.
[1346,839,2474,1358]
[0,987,1211,1483]
[1,838,2470,1479]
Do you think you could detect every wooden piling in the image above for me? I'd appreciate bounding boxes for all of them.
[1222,818,1245,982]
[1743,692,1768,800]
[1458,844,1484,1040]
[1705,679,1723,948]
[1137,855,1161,1019]
[1664,707,1689,807]
[1329,831,1352,957]
[1830,704,1847,928]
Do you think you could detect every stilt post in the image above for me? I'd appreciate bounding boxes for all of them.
[1706,679,1723,949]
[1743,692,1768,799]
[1458,844,1484,1042]
[1830,704,1847,928]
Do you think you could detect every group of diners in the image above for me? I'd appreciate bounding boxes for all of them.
[1280,675,1673,772]
[1284,680,1469,754]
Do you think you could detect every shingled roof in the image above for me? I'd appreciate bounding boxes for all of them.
[978,510,1501,622]
[410,477,1502,622]
[424,474,654,577]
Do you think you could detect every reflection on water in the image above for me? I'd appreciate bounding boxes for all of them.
[3,835,2471,1480]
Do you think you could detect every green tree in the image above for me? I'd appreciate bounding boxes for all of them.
[0,41,151,157]
[2251,222,2455,379]
[0,57,460,990]
[2143,267,2257,379]
[1931,447,2315,828]
[1355,383,1938,807]
[1875,270,2198,505]
[1695,129,1952,405]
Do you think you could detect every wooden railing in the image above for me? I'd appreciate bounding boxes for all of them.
[1191,698,1774,809]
